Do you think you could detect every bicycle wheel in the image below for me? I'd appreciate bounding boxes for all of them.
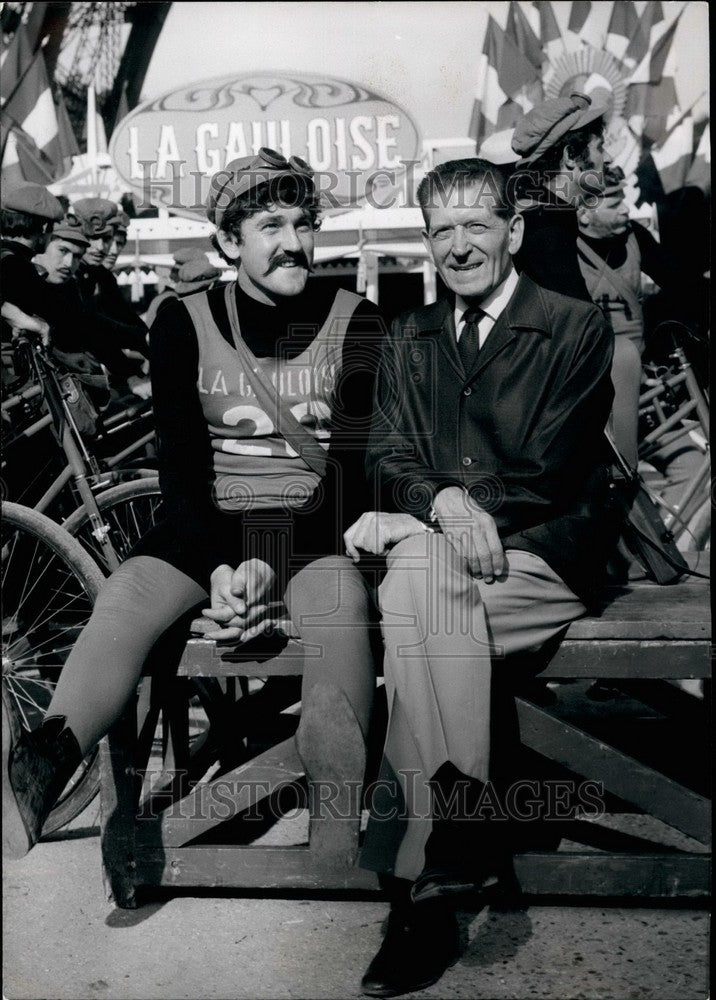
[1,502,105,835]
[62,477,163,575]
[678,496,711,553]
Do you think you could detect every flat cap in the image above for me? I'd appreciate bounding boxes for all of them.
[206,147,314,227]
[173,246,207,266]
[512,93,607,167]
[110,208,130,233]
[1,182,63,220]
[175,254,222,295]
[70,198,117,238]
[49,218,90,247]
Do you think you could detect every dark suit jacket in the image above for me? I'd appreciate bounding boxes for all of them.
[366,274,617,603]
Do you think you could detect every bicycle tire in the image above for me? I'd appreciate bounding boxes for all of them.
[62,477,163,575]
[1,502,105,835]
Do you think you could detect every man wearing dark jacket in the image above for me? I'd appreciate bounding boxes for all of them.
[344,158,616,998]
[34,220,149,395]
[0,181,63,343]
[70,198,150,363]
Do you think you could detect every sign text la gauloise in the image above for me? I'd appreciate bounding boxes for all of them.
[109,73,422,213]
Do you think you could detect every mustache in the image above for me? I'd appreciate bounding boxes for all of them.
[265,251,312,275]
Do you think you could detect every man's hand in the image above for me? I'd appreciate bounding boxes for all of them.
[127,375,152,400]
[432,486,505,583]
[344,511,427,561]
[202,558,277,641]
[1,303,51,347]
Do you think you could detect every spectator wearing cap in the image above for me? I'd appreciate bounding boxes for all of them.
[0,182,63,342]
[2,147,387,922]
[510,92,610,301]
[576,168,708,478]
[70,197,150,364]
[510,95,646,475]
[104,209,130,271]
[28,218,149,399]
[34,220,89,285]
[141,247,211,327]
[174,253,222,295]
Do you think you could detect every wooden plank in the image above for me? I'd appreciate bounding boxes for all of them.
[512,852,710,897]
[562,583,709,641]
[178,639,710,681]
[137,737,304,847]
[177,638,306,678]
[540,640,711,679]
[134,844,380,890]
[517,699,711,845]
[126,847,711,897]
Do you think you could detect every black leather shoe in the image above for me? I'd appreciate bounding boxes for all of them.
[360,902,459,998]
[410,864,499,905]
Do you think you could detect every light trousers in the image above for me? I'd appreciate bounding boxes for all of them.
[361,533,585,881]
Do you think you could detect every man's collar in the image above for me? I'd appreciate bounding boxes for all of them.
[455,266,519,325]
[0,238,34,258]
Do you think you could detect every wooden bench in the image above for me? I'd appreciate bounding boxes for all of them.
[99,575,711,908]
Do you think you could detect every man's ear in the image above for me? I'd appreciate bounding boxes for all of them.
[215,228,241,262]
[561,141,578,171]
[421,228,433,259]
[507,213,524,256]
[576,205,591,228]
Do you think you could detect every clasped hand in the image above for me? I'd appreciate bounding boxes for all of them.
[203,558,277,642]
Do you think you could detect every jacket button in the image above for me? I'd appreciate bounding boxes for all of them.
[462,456,472,466]
[463,386,472,396]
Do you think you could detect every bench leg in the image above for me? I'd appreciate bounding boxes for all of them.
[296,681,366,868]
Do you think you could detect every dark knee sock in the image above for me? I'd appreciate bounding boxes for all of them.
[47,557,207,755]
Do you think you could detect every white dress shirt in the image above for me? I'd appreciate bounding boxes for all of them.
[454,266,519,349]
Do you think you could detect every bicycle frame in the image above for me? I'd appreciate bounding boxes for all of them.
[638,342,710,543]
[1,336,155,572]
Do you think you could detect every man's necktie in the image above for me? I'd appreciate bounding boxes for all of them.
[458,307,484,370]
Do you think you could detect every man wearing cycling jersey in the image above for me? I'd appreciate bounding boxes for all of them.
[2,151,385,889]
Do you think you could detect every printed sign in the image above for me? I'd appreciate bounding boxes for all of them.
[109,72,422,212]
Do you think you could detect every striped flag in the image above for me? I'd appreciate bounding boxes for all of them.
[469,15,540,147]
[623,1,664,70]
[567,1,592,34]
[0,25,77,186]
[606,1,639,62]
[506,1,543,71]
[532,1,563,63]
[566,1,610,51]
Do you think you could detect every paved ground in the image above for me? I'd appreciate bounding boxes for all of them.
[3,798,709,1000]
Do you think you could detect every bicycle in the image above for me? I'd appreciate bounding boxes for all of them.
[2,331,163,572]
[637,324,710,552]
[2,332,164,832]
[2,331,156,514]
